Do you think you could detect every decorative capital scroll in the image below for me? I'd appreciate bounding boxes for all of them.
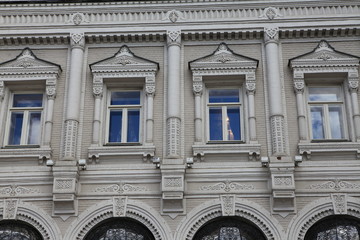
[221,195,235,216]
[3,199,18,219]
[70,33,85,50]
[192,76,203,96]
[331,193,347,215]
[264,27,279,44]
[167,30,181,47]
[113,197,127,217]
[145,75,156,96]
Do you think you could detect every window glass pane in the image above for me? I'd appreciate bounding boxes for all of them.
[9,112,23,145]
[127,109,140,142]
[111,91,140,105]
[310,106,325,139]
[13,94,43,107]
[209,89,239,103]
[329,105,344,139]
[226,107,240,140]
[308,87,341,101]
[27,112,41,145]
[209,107,223,140]
[109,110,122,142]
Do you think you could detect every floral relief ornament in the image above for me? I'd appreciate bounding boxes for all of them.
[68,12,89,25]
[163,10,185,23]
[259,7,282,20]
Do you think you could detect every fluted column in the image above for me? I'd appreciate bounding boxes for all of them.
[348,70,360,141]
[166,30,181,158]
[264,27,286,155]
[43,78,57,147]
[293,72,307,141]
[92,76,103,146]
[62,33,85,160]
[145,75,156,144]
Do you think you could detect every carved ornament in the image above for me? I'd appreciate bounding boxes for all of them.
[69,12,89,25]
[200,180,254,192]
[264,27,279,43]
[167,30,181,46]
[163,10,185,23]
[221,195,235,216]
[113,197,127,217]
[309,179,360,191]
[260,7,282,20]
[331,194,347,215]
[70,33,85,49]
[0,185,40,196]
[95,182,148,194]
[3,199,18,220]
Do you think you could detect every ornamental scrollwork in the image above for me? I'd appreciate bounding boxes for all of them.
[95,183,148,194]
[200,180,254,192]
[0,185,40,196]
[309,179,360,191]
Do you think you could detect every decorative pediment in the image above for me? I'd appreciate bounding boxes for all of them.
[90,45,159,74]
[189,43,258,71]
[0,48,62,76]
[289,40,360,69]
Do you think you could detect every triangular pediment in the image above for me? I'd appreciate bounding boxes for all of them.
[90,45,159,73]
[289,40,360,69]
[189,43,258,71]
[0,48,62,75]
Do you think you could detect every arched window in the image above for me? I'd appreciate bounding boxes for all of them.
[193,216,267,240]
[305,216,360,240]
[84,217,155,240]
[0,220,43,240]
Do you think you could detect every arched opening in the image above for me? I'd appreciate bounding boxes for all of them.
[305,215,360,240]
[0,220,43,240]
[84,217,155,240]
[193,216,267,240]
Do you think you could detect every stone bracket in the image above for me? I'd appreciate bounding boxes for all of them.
[52,177,78,219]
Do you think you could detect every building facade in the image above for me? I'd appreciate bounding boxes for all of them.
[0,0,359,239]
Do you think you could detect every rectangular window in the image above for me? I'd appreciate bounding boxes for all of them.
[207,89,242,142]
[107,91,141,143]
[7,93,43,145]
[307,86,345,140]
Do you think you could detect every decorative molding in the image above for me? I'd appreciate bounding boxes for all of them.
[70,32,85,49]
[3,199,18,220]
[64,199,172,240]
[167,117,181,157]
[220,195,235,216]
[163,10,185,23]
[259,7,282,20]
[164,177,182,188]
[270,115,286,155]
[95,182,149,194]
[0,185,40,196]
[167,30,181,46]
[331,194,347,215]
[63,119,79,159]
[264,27,279,44]
[200,180,254,192]
[298,142,360,159]
[113,197,127,217]
[68,12,89,25]
[309,179,360,191]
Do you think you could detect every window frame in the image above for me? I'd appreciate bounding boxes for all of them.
[105,89,143,145]
[206,87,244,143]
[306,85,348,141]
[4,92,45,146]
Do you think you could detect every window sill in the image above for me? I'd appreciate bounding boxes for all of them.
[192,143,261,161]
[88,144,155,163]
[298,142,360,160]
[0,146,51,163]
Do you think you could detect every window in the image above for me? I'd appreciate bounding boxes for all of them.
[307,86,346,140]
[6,93,44,146]
[207,88,242,142]
[107,91,141,144]
[0,220,43,240]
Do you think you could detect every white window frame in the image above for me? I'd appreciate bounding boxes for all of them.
[4,92,45,146]
[206,87,244,143]
[105,89,143,145]
[306,85,348,141]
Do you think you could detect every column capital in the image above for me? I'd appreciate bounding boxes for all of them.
[0,81,4,100]
[92,76,103,98]
[245,72,256,94]
[294,79,305,94]
[167,30,181,47]
[46,78,57,99]
[264,27,279,44]
[145,75,156,96]
[192,76,203,96]
[70,32,85,50]
[348,79,359,92]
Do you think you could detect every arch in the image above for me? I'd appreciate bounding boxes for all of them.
[287,196,360,240]
[64,199,173,240]
[174,197,285,240]
[0,201,62,240]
